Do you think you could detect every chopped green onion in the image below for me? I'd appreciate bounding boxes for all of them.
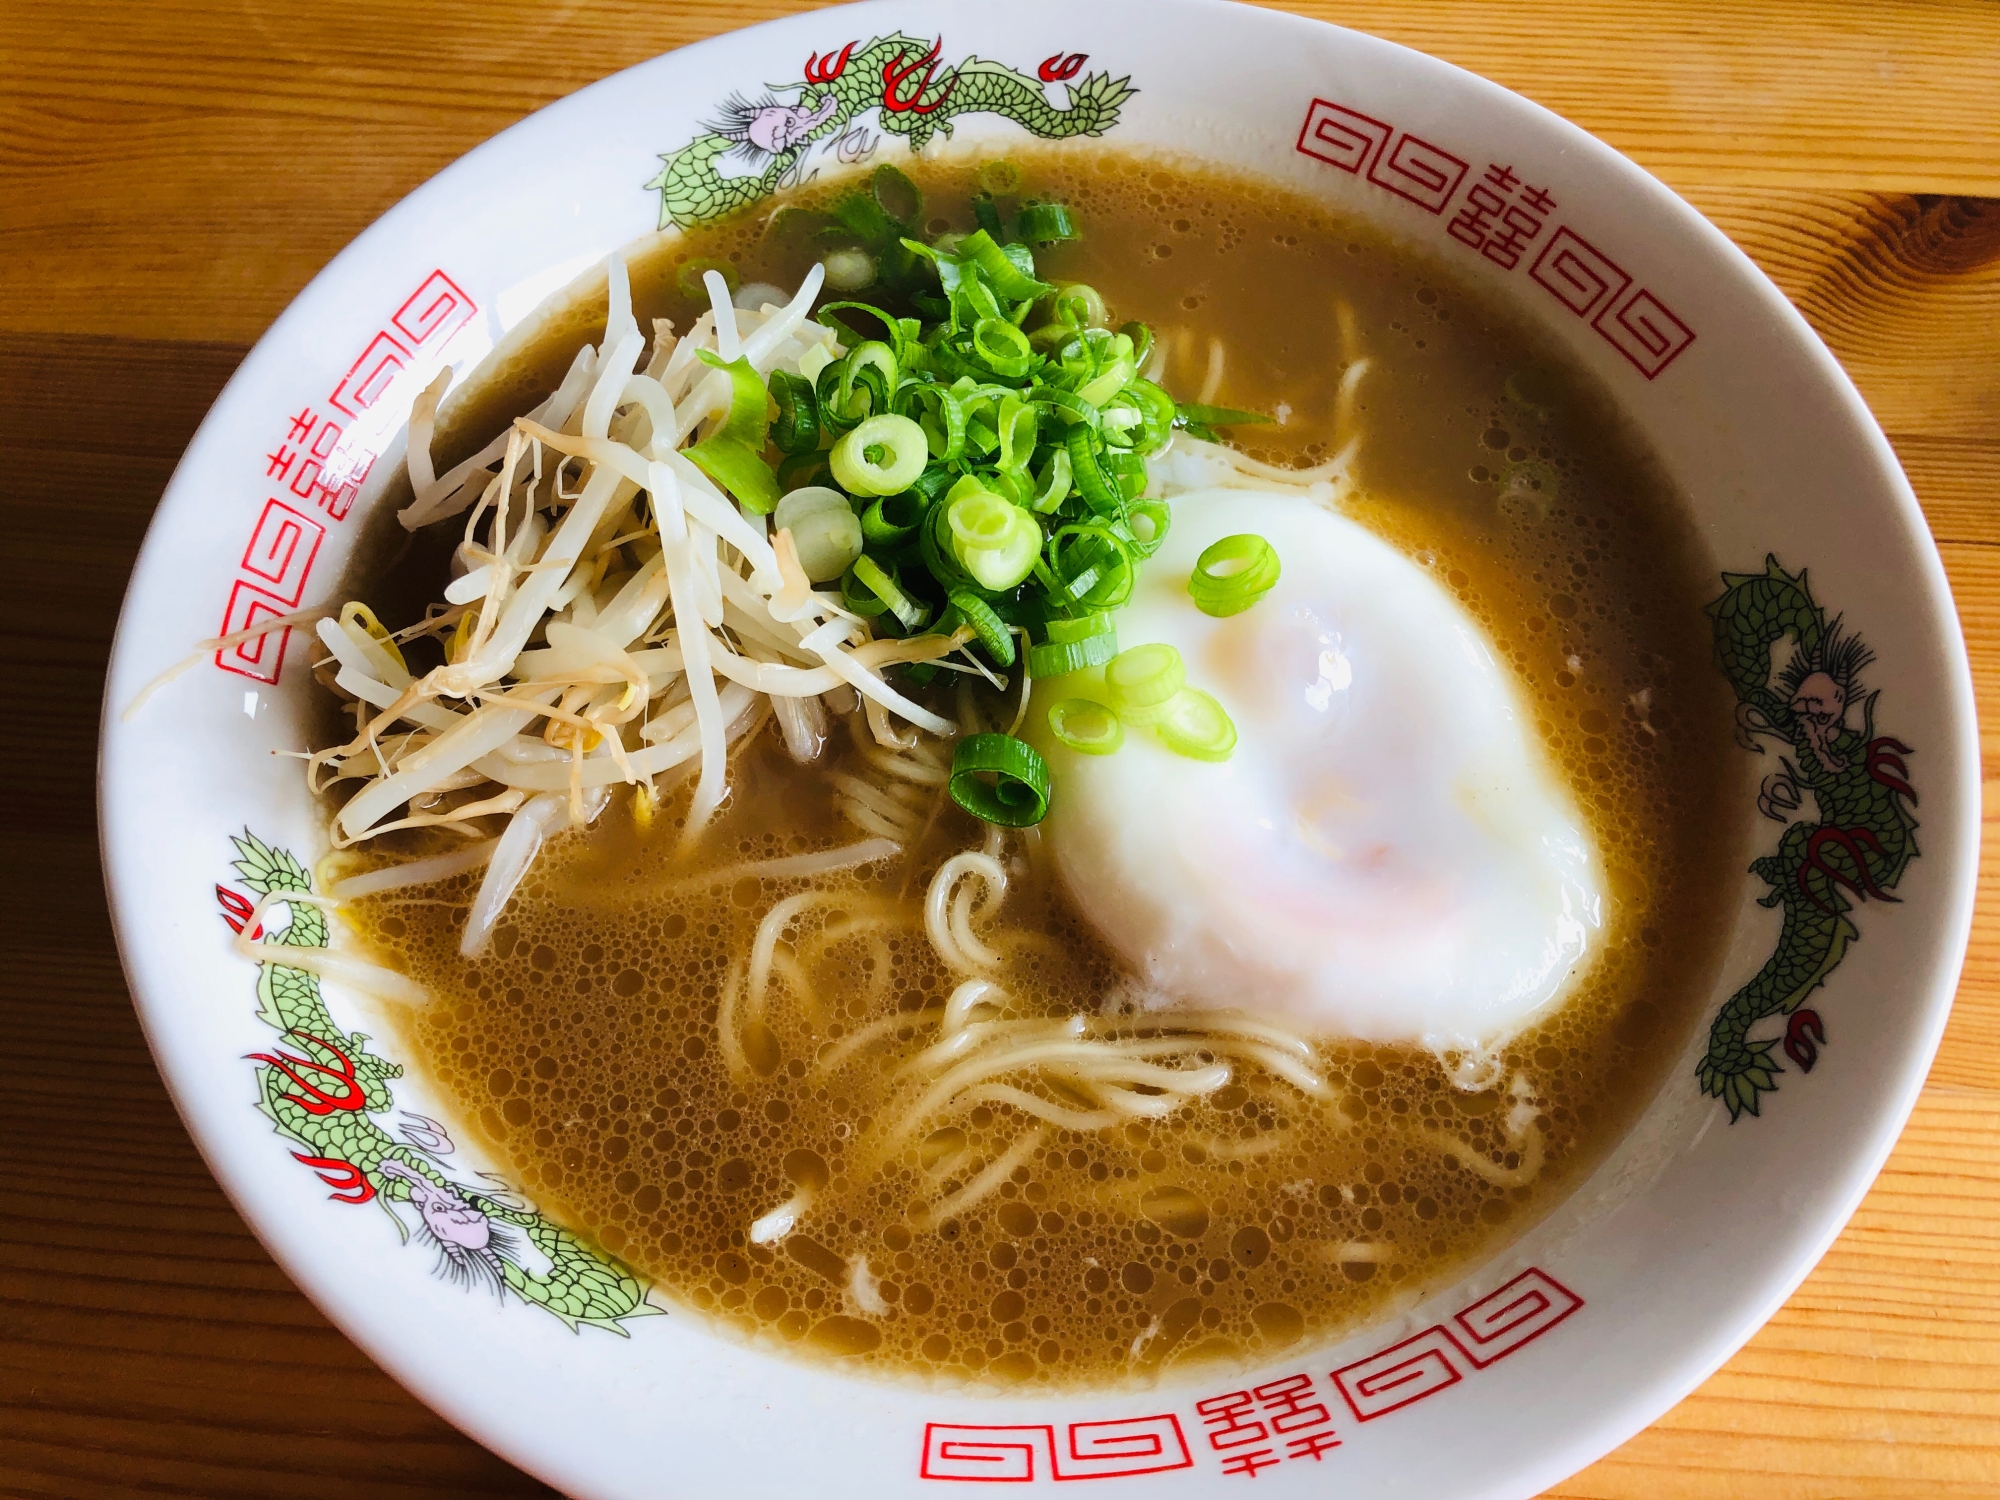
[957,229,1054,303]
[1123,498,1172,558]
[677,258,739,301]
[1051,283,1107,329]
[1188,533,1282,617]
[1047,699,1124,755]
[1017,203,1080,245]
[861,490,925,547]
[1105,643,1186,726]
[822,247,877,291]
[971,194,1005,239]
[817,300,903,349]
[947,588,1014,666]
[976,160,1023,196]
[1046,612,1115,645]
[1066,425,1121,514]
[1155,688,1237,762]
[994,395,1038,472]
[949,733,1051,827]
[768,370,820,455]
[832,414,929,496]
[777,451,833,493]
[1029,445,1072,512]
[842,341,900,408]
[901,382,968,461]
[1028,632,1117,678]
[685,438,778,514]
[774,487,862,582]
[873,163,923,226]
[1120,320,1155,368]
[946,484,1042,592]
[1048,523,1137,611]
[971,317,1035,380]
[848,555,929,631]
[695,351,771,448]
[685,356,778,513]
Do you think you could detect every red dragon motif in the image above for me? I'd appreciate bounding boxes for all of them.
[882,37,959,114]
[291,1152,377,1203]
[804,41,856,85]
[215,883,262,940]
[1783,1009,1826,1072]
[246,1029,369,1116]
[1796,825,1900,913]
[1866,736,1918,803]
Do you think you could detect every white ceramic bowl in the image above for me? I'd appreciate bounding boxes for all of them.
[100,2,1979,1495]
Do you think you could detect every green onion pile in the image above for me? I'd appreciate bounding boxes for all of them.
[697,165,1280,829]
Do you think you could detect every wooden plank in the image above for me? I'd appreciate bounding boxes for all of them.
[1548,1086,2000,1499]
[3,0,1997,1493]
[3,1,1997,342]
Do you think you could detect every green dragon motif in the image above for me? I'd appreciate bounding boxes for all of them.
[646,33,1136,228]
[226,832,657,1332]
[1698,558,1920,1119]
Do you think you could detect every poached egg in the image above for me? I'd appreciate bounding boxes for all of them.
[1029,488,1602,1051]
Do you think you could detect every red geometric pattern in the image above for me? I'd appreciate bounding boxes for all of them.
[214,580,295,684]
[917,1267,1583,1482]
[920,1417,1192,1482]
[237,499,323,607]
[1294,98,1694,378]
[1296,99,1392,174]
[212,267,479,684]
[1332,1326,1467,1420]
[1367,132,1469,215]
[1529,226,1633,318]
[392,269,477,349]
[1595,286,1697,379]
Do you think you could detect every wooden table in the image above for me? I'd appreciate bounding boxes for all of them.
[4,2,1995,1494]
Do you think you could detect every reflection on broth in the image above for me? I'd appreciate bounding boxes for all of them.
[332,147,1742,1388]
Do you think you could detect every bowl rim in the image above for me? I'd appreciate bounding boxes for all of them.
[97,1,1981,1495]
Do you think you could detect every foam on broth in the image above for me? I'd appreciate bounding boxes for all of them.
[342,148,1743,1387]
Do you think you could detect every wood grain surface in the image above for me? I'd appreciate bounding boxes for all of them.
[2,2,1996,1496]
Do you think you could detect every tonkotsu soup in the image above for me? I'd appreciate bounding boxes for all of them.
[320,147,1743,1389]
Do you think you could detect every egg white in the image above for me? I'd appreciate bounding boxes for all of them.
[1029,488,1602,1051]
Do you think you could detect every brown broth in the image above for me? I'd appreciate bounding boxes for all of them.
[343,147,1744,1389]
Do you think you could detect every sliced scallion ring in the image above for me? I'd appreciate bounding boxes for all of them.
[1105,642,1186,726]
[949,733,1051,827]
[1155,688,1237,762]
[946,588,1015,666]
[832,414,929,497]
[1017,202,1080,245]
[1123,499,1172,558]
[1046,612,1114,645]
[1188,533,1282,617]
[1027,632,1117,678]
[861,491,925,548]
[847,555,929,632]
[768,370,820,455]
[1047,699,1124,755]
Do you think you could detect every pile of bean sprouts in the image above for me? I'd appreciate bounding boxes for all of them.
[305,259,1005,956]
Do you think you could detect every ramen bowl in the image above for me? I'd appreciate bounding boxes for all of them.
[99,1,1978,1495]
